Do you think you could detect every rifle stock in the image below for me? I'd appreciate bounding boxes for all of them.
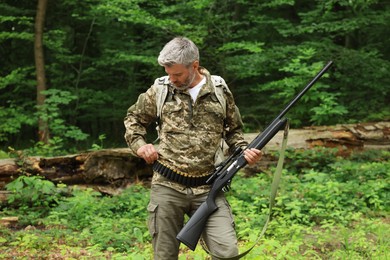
[176,61,333,250]
[176,196,218,251]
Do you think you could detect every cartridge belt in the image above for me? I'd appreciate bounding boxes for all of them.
[152,161,212,187]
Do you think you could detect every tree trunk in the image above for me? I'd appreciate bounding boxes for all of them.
[35,0,49,144]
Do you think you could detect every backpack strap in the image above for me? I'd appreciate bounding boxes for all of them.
[153,76,169,143]
[211,75,227,120]
[153,76,170,121]
[210,75,229,165]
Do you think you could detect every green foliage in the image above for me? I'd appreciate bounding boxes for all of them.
[1,0,389,149]
[283,147,340,173]
[46,185,150,252]
[0,105,35,142]
[0,0,390,254]
[0,150,8,159]
[253,49,347,126]
[46,187,104,229]
[38,89,88,140]
[4,175,66,224]
[218,41,264,54]
[27,137,68,157]
[228,148,390,259]
[0,67,36,143]
[5,175,58,208]
[1,149,389,258]
[29,89,89,155]
[349,149,390,162]
[269,150,389,226]
[90,134,107,151]
[310,94,349,125]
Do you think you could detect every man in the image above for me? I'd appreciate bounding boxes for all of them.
[124,37,262,259]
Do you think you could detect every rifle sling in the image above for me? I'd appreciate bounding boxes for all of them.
[201,121,290,259]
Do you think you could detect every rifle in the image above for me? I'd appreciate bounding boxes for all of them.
[176,61,334,251]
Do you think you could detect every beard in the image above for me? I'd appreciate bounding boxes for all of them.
[171,69,196,91]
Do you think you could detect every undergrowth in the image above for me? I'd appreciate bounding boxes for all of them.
[0,148,389,259]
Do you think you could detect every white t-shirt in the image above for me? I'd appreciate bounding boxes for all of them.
[188,76,206,102]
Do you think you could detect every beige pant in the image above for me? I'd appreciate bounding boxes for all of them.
[147,184,238,260]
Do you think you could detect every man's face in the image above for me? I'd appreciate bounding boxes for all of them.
[164,62,197,90]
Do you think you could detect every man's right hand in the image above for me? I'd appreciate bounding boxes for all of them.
[137,144,159,164]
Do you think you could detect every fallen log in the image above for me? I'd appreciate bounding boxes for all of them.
[244,121,390,172]
[245,121,390,152]
[0,148,153,192]
[0,121,388,193]
[0,216,18,227]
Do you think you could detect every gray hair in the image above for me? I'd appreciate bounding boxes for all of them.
[157,37,199,67]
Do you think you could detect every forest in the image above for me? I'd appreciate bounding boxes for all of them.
[0,0,389,259]
[0,0,389,154]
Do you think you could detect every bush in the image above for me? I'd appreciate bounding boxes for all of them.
[46,185,150,252]
[4,175,66,224]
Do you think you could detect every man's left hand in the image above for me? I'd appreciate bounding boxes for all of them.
[244,148,262,165]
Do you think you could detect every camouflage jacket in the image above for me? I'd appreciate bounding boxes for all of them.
[124,67,247,194]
